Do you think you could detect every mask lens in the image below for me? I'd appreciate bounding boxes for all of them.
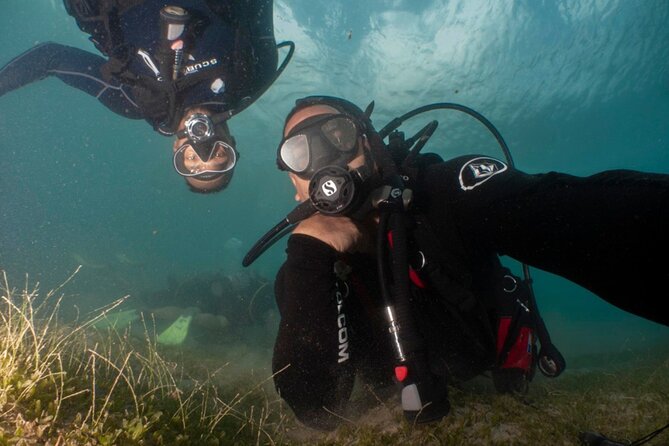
[173,141,236,177]
[320,117,358,152]
[278,114,361,177]
[279,134,310,173]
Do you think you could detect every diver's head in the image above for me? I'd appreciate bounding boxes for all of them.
[173,107,238,193]
[277,96,378,202]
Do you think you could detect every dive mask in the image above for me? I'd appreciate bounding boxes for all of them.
[173,140,237,178]
[277,113,362,179]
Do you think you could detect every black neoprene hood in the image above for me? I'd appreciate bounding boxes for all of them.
[284,95,373,134]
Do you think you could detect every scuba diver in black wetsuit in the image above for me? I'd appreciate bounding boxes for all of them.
[0,0,294,193]
[242,96,669,432]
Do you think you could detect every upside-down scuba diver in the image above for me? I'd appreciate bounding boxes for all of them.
[0,0,294,193]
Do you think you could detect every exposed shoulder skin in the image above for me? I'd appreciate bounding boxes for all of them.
[292,212,376,254]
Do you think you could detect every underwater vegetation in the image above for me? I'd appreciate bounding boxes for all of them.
[1,268,667,445]
[291,353,669,446]
[0,269,287,445]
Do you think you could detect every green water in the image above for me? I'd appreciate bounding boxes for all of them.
[1,0,668,365]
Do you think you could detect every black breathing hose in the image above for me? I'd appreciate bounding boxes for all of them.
[242,200,315,267]
[378,102,515,167]
[377,210,424,358]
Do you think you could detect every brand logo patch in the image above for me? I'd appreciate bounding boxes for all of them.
[185,58,218,75]
[335,282,350,363]
[322,180,338,197]
[458,157,508,191]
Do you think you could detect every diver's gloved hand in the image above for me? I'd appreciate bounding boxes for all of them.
[292,213,374,254]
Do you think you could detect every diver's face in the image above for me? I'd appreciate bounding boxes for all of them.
[283,105,368,202]
[172,107,233,192]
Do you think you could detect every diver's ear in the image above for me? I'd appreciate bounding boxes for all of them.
[288,172,302,201]
[361,133,371,150]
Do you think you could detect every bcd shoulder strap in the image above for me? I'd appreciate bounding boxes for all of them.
[407,211,499,359]
[400,153,476,311]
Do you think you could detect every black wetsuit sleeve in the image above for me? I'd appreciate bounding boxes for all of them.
[0,42,143,119]
[424,158,669,326]
[247,0,278,81]
[230,0,278,94]
[272,234,356,430]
